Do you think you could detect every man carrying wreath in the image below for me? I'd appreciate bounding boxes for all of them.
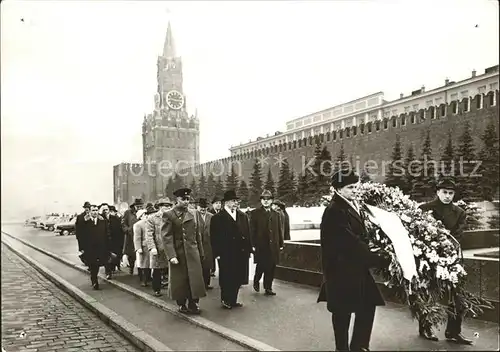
[317,168,389,352]
[412,177,472,345]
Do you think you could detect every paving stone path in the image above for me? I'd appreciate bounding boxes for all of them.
[1,244,139,352]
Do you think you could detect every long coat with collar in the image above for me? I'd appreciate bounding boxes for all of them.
[197,211,214,271]
[145,211,169,269]
[161,207,206,300]
[133,219,150,269]
[249,207,283,265]
[121,208,139,257]
[80,215,111,266]
[75,211,88,251]
[419,199,466,240]
[210,209,252,287]
[106,214,124,261]
[317,194,386,313]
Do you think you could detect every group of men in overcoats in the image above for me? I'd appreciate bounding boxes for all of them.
[317,169,474,351]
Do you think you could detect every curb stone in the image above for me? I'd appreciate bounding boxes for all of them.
[1,236,173,352]
[1,231,281,351]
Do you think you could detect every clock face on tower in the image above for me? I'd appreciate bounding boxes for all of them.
[166,90,184,110]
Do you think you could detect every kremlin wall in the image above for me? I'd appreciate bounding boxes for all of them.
[114,59,499,205]
[178,91,499,186]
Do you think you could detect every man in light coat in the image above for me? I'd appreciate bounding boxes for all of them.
[197,198,214,290]
[161,188,206,314]
[134,209,151,287]
[146,198,171,297]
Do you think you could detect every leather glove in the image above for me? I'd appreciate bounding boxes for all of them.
[170,257,179,265]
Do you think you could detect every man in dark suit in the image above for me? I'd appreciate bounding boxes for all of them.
[317,169,388,352]
[210,190,252,309]
[209,195,223,277]
[413,178,472,345]
[121,198,144,275]
[80,204,112,290]
[250,190,283,296]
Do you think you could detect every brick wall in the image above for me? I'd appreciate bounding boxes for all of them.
[179,90,499,187]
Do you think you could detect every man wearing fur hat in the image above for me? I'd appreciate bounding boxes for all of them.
[317,168,388,352]
[250,190,283,296]
[211,190,252,309]
[412,177,472,345]
[80,204,113,290]
[196,198,214,290]
[145,198,172,296]
[121,198,144,275]
[161,189,206,314]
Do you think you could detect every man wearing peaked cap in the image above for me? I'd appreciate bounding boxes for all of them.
[318,167,388,351]
[250,190,283,296]
[159,186,206,314]
[412,177,471,344]
[210,189,252,309]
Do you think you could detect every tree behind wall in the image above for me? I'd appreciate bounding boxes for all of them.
[385,134,406,192]
[277,158,295,206]
[455,121,480,202]
[214,176,225,197]
[411,129,436,202]
[440,131,455,178]
[198,170,208,199]
[164,176,175,199]
[478,120,500,201]
[403,144,418,195]
[225,163,239,193]
[264,167,276,196]
[238,180,249,208]
[249,159,264,207]
[189,178,198,200]
[206,172,216,200]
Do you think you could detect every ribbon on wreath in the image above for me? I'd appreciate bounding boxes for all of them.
[364,204,418,284]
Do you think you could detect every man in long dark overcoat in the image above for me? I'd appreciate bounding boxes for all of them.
[317,169,388,352]
[412,177,472,345]
[273,200,291,241]
[108,205,124,274]
[75,201,91,253]
[121,198,144,275]
[196,198,214,290]
[80,204,112,290]
[161,188,206,314]
[250,190,283,296]
[210,190,252,309]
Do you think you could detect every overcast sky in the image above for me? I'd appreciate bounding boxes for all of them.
[1,0,498,219]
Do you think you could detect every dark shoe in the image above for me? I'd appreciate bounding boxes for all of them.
[140,282,147,287]
[206,285,213,290]
[92,283,100,290]
[188,303,201,314]
[445,332,473,345]
[419,327,438,341]
[221,301,232,309]
[253,280,260,292]
[129,267,134,275]
[231,302,243,308]
[106,274,112,280]
[350,347,370,352]
[264,289,276,296]
[153,291,162,297]
[178,305,189,314]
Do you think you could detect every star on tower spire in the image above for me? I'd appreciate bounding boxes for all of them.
[163,21,176,58]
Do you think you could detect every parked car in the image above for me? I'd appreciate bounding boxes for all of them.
[37,214,60,229]
[54,217,76,236]
[43,215,65,231]
[26,216,41,226]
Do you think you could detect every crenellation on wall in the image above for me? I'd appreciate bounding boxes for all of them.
[176,93,498,189]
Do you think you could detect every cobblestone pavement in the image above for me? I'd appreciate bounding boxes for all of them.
[1,244,139,352]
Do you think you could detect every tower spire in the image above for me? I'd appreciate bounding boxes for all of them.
[162,21,176,58]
